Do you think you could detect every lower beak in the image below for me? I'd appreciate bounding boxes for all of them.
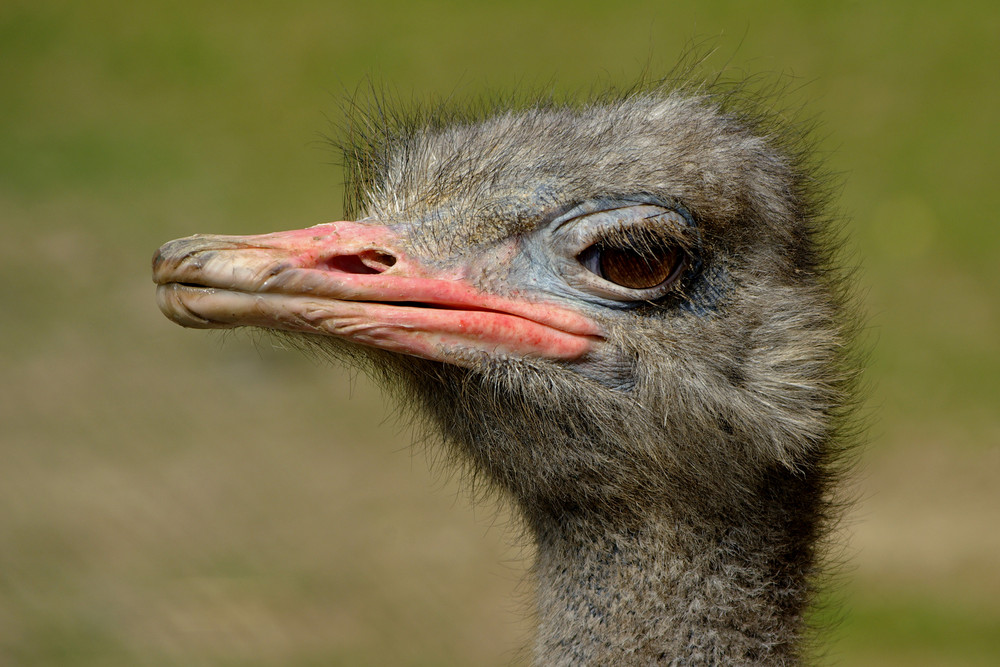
[152,220,601,365]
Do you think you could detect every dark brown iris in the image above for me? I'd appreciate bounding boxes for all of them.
[598,244,682,289]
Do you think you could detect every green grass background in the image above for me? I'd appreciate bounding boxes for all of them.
[2,0,998,664]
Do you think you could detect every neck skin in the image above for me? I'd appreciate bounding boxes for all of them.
[527,469,821,665]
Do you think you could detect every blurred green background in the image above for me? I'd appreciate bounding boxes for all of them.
[2,0,998,664]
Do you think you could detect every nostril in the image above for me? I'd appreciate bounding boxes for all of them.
[360,250,396,271]
[321,250,397,275]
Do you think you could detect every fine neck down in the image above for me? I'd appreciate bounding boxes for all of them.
[526,459,825,666]
[405,355,836,665]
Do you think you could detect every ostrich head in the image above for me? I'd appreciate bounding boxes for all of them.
[153,84,856,663]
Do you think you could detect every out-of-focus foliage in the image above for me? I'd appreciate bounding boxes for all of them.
[1,1,997,664]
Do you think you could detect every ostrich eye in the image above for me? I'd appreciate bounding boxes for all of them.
[560,203,694,299]
[579,241,684,290]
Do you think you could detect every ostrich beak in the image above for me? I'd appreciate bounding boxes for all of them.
[152,221,601,365]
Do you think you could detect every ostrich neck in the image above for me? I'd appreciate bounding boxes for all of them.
[412,363,830,663]
[528,474,821,665]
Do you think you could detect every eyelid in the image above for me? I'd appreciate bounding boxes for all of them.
[564,207,695,256]
[550,195,691,229]
[550,200,642,231]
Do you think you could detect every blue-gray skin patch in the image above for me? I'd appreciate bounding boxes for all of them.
[681,262,728,316]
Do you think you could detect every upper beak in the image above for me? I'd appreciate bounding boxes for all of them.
[152,220,601,365]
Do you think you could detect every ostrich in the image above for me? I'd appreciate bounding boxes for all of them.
[152,80,857,665]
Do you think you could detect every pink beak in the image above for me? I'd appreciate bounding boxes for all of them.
[152,220,601,365]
